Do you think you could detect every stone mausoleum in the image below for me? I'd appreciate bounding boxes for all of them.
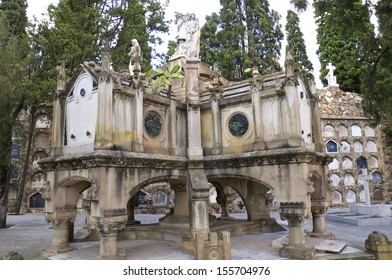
[39,13,332,259]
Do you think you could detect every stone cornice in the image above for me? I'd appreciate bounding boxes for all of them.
[38,148,332,172]
[38,150,188,171]
[204,148,332,169]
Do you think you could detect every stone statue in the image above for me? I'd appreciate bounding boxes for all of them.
[170,12,201,60]
[185,13,200,58]
[174,12,187,42]
[128,39,141,76]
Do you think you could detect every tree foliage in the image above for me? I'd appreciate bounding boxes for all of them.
[200,0,283,81]
[0,10,28,227]
[285,9,314,80]
[314,0,375,92]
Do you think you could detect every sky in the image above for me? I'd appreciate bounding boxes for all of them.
[26,0,322,87]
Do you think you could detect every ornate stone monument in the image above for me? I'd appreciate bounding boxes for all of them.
[39,13,332,260]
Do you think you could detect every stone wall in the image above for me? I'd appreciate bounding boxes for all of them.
[319,86,392,205]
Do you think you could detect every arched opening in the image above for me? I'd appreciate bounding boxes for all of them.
[56,177,93,242]
[351,125,362,137]
[356,156,368,169]
[373,188,384,202]
[345,190,356,203]
[29,192,45,208]
[326,140,338,153]
[338,124,348,137]
[323,124,335,138]
[331,190,342,205]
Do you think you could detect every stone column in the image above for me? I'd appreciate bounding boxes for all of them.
[92,209,127,259]
[188,169,210,238]
[46,215,76,253]
[210,90,222,155]
[98,223,126,258]
[133,87,144,152]
[279,202,316,260]
[309,197,335,239]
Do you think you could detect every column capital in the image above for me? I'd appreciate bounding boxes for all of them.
[279,202,305,227]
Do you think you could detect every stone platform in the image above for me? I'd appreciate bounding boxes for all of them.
[326,206,392,226]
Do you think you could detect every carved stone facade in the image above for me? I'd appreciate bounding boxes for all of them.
[319,86,392,206]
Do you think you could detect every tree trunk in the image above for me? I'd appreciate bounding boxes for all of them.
[15,107,36,215]
[0,166,11,228]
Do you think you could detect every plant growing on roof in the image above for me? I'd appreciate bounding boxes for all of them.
[145,64,184,96]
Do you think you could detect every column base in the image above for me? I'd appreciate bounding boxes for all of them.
[308,231,335,240]
[195,231,231,260]
[279,244,316,260]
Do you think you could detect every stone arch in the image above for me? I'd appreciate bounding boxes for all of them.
[342,157,353,170]
[331,190,342,205]
[326,140,338,153]
[10,164,20,181]
[366,140,377,153]
[323,124,335,138]
[207,175,273,222]
[152,190,168,206]
[356,156,368,169]
[34,132,50,148]
[56,176,93,209]
[32,171,47,188]
[328,158,339,170]
[372,171,383,184]
[126,176,186,224]
[338,124,348,137]
[373,188,384,202]
[368,156,378,169]
[364,125,375,137]
[353,140,363,152]
[32,151,48,169]
[210,182,247,219]
[345,189,356,203]
[29,192,45,208]
[340,140,350,153]
[329,174,341,187]
[35,114,51,129]
[351,124,362,137]
[343,174,355,186]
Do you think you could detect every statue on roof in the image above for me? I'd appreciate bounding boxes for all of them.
[128,39,141,76]
[170,12,200,60]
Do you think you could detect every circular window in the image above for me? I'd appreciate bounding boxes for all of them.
[144,112,162,138]
[80,88,86,97]
[228,113,249,137]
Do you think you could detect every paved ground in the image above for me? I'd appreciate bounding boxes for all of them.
[1,208,391,260]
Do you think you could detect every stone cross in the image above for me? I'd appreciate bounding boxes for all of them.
[326,62,339,87]
[358,168,372,206]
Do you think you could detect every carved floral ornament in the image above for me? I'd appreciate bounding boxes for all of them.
[90,222,127,234]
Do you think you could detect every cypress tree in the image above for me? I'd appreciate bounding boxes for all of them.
[200,0,283,81]
[285,9,314,80]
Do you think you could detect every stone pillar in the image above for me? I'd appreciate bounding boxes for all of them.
[210,90,222,155]
[216,186,234,220]
[95,50,114,149]
[279,202,316,260]
[168,99,178,155]
[196,231,231,260]
[133,88,144,152]
[93,221,126,258]
[92,209,127,259]
[188,169,210,238]
[46,215,76,253]
[99,227,122,258]
[309,197,335,240]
